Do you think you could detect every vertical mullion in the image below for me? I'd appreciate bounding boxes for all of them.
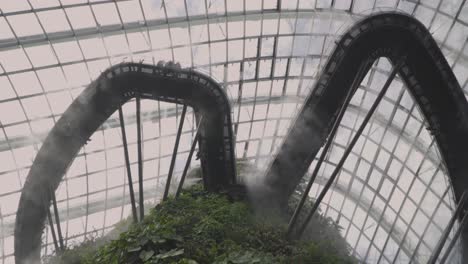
[296,59,404,238]
[375,122,432,263]
[47,206,60,253]
[118,106,138,223]
[269,57,291,154]
[136,94,144,220]
[101,128,110,235]
[243,32,263,158]
[439,210,468,264]
[50,189,64,251]
[204,0,212,76]
[164,105,188,200]
[253,4,269,167]
[156,101,163,196]
[427,191,468,264]
[83,145,90,239]
[287,59,370,237]
[233,0,248,138]
[372,98,432,261]
[350,68,406,260]
[176,116,204,197]
[392,164,446,263]
[353,90,412,260]
[183,0,195,68]
[353,77,406,259]
[160,0,175,61]
[234,75,244,137]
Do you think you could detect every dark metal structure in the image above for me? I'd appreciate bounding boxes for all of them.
[263,12,468,261]
[12,11,468,264]
[14,62,236,263]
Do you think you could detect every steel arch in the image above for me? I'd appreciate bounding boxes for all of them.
[264,12,468,260]
[14,62,236,263]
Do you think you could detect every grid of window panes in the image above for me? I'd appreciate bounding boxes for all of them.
[0,0,468,263]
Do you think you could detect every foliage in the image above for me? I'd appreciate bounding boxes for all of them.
[43,215,133,264]
[287,191,353,258]
[44,183,357,264]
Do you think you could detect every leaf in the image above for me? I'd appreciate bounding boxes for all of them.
[179,259,199,264]
[127,246,141,253]
[164,234,184,242]
[150,236,167,244]
[139,250,155,261]
[138,237,149,246]
[231,251,253,263]
[156,248,184,259]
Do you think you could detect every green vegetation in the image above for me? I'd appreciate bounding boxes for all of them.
[44,183,356,264]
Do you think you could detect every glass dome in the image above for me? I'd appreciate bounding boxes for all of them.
[0,0,467,263]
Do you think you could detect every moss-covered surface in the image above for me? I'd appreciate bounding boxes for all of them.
[44,183,357,264]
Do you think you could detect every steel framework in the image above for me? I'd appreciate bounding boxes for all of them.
[1,4,466,262]
[13,62,236,263]
[264,12,468,262]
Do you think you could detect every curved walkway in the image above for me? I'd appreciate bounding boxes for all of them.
[14,62,236,263]
[264,12,468,259]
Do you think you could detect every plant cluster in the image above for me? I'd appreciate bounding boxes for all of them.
[44,184,357,264]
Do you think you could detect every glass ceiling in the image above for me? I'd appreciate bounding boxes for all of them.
[1,0,468,263]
